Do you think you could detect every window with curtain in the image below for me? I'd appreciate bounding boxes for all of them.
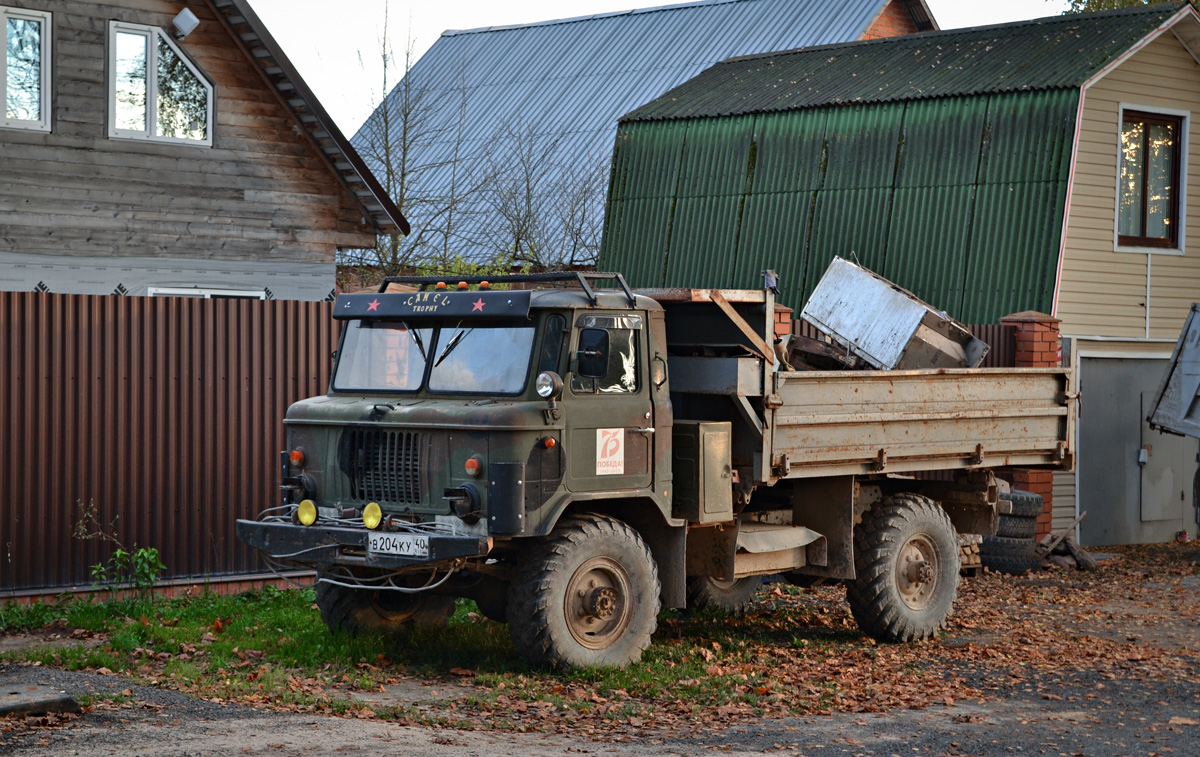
[1119,110,1183,249]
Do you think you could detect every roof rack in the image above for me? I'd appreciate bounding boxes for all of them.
[378,271,637,307]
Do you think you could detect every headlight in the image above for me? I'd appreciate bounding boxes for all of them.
[536,371,563,399]
[296,499,317,526]
[363,502,383,530]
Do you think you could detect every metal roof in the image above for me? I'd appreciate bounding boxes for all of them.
[600,84,1081,322]
[353,0,928,257]
[207,0,409,235]
[623,2,1190,122]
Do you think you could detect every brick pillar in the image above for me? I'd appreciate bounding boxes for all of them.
[774,304,794,339]
[1000,311,1062,539]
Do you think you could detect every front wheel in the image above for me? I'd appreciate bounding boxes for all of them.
[507,514,660,669]
[315,578,454,636]
[687,575,761,615]
[846,494,960,642]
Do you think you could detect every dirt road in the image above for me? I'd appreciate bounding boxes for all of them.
[2,662,1198,756]
[3,546,1199,755]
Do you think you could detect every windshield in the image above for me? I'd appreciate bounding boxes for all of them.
[333,320,536,394]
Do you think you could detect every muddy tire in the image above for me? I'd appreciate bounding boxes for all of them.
[1001,490,1044,519]
[846,494,960,642]
[507,514,659,669]
[997,513,1038,539]
[686,575,761,615]
[315,579,454,635]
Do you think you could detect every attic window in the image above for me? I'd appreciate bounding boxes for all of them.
[1118,110,1183,250]
[2,6,51,131]
[108,21,212,145]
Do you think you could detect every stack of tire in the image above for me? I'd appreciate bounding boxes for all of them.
[980,489,1044,575]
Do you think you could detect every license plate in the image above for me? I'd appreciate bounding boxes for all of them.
[367,532,429,558]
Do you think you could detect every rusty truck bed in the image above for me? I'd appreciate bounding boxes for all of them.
[768,366,1074,479]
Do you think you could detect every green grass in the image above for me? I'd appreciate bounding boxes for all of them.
[0,585,851,724]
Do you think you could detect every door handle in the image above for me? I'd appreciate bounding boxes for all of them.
[631,428,655,434]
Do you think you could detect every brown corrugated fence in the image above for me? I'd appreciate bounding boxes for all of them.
[1,294,1017,596]
[1,293,337,596]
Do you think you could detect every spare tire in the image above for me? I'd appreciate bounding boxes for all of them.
[980,533,1043,575]
[981,553,1044,575]
[997,513,1038,539]
[1000,490,1043,519]
[981,534,1038,557]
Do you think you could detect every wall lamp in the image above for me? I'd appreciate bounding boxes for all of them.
[173,8,200,40]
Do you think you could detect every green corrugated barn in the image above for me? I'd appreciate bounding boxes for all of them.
[600,2,1200,547]
[600,4,1162,323]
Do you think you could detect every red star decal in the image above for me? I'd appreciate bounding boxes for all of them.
[472,298,485,312]
[367,299,380,312]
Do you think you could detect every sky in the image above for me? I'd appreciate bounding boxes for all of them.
[246,0,1073,138]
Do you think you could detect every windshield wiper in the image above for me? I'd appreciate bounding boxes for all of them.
[403,321,426,360]
[435,324,473,367]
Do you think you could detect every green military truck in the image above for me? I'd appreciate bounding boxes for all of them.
[237,272,1074,668]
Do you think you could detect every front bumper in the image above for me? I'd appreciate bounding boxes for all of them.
[236,519,492,571]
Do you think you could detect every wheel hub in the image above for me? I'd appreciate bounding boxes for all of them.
[564,556,634,650]
[586,586,618,619]
[895,534,939,611]
[906,560,935,584]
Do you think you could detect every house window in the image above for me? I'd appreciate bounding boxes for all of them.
[108,21,212,145]
[1119,110,1183,249]
[148,287,265,300]
[2,6,51,131]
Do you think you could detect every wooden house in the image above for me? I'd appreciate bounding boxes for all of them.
[599,3,1200,545]
[0,0,406,301]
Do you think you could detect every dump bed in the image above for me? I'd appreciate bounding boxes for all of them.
[769,366,1074,480]
[645,287,1075,487]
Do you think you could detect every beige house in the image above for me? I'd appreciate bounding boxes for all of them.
[1054,4,1200,545]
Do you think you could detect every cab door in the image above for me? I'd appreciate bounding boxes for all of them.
[564,312,654,492]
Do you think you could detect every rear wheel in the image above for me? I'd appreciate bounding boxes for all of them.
[686,575,761,615]
[315,578,454,636]
[846,494,960,642]
[507,513,659,669]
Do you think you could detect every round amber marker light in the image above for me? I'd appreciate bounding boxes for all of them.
[480,281,491,289]
[297,499,317,526]
[457,281,469,290]
[435,281,447,290]
[544,437,557,449]
[289,449,305,467]
[464,457,482,477]
[363,502,383,530]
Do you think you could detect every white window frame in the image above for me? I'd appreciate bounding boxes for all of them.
[148,286,266,300]
[1114,102,1190,256]
[107,20,213,146]
[1,5,52,132]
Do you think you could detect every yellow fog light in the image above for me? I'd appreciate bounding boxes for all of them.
[363,502,383,530]
[296,499,317,526]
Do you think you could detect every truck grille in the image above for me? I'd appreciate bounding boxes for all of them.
[338,428,422,505]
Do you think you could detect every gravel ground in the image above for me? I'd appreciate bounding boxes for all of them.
[2,660,1198,756]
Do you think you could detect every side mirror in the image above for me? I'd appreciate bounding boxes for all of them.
[577,328,609,377]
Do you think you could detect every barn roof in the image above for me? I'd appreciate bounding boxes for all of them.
[622,2,1195,122]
